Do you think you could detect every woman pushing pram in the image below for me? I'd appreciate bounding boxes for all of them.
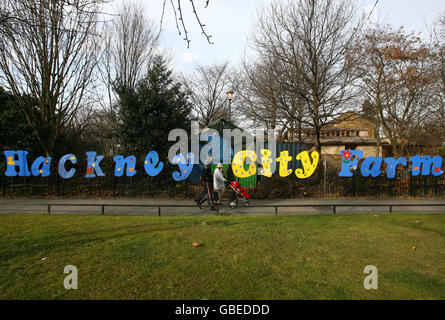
[195,160,252,212]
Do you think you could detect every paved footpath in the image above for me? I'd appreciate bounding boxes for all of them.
[0,198,444,216]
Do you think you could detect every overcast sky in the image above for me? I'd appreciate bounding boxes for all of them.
[130,0,445,75]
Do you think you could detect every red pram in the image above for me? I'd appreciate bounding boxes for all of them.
[228,181,250,208]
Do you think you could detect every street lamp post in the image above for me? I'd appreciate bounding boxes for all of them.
[226,91,234,183]
[227,91,233,123]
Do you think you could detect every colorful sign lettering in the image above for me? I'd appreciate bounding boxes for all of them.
[2,149,443,180]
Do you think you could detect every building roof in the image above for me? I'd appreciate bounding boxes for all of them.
[326,111,368,124]
[304,136,389,146]
[321,127,369,131]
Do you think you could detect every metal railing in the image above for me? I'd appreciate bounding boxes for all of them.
[1,202,445,216]
[3,162,445,199]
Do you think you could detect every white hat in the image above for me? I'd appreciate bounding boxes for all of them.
[217,163,223,168]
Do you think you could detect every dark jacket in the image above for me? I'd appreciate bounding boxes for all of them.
[201,166,213,183]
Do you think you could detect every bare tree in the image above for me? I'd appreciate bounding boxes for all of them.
[0,2,15,26]
[0,0,106,156]
[183,62,232,127]
[356,27,435,157]
[2,1,213,48]
[248,0,362,152]
[95,1,161,153]
[429,13,445,150]
[87,107,119,156]
[103,1,160,94]
[236,60,281,131]
[0,0,79,26]
[237,54,308,141]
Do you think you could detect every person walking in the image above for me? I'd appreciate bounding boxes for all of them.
[194,162,216,210]
[213,163,227,205]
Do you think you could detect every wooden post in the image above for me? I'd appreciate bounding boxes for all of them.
[333,205,336,215]
[158,207,161,216]
[47,205,51,214]
[101,205,105,215]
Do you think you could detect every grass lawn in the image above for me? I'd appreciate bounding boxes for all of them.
[0,213,444,299]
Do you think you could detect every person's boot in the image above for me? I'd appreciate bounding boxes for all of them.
[195,200,202,209]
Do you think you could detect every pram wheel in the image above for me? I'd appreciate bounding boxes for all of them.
[244,200,249,207]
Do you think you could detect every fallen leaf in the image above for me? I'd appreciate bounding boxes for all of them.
[192,242,201,247]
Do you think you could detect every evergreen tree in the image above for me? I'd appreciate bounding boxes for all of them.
[115,56,192,161]
[0,88,40,156]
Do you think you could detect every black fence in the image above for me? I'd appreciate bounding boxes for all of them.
[1,157,444,199]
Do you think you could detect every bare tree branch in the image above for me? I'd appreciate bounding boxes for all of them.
[355,26,435,157]
[160,0,213,48]
[182,62,232,127]
[246,0,363,151]
[0,0,107,156]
